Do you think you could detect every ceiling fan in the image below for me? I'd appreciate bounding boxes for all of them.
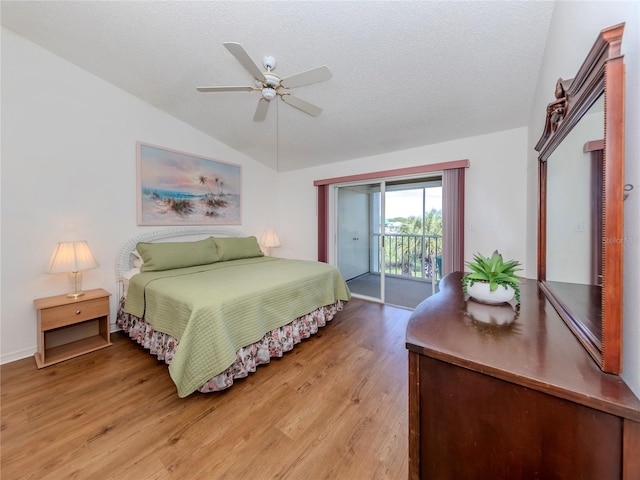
[197,42,332,122]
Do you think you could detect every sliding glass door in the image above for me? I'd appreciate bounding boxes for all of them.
[335,176,443,307]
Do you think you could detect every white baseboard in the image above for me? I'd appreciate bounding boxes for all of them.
[1,347,35,365]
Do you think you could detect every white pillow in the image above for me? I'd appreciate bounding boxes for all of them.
[131,250,144,268]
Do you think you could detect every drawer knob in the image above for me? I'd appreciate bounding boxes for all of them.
[76,310,81,315]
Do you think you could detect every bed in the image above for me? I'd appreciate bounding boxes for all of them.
[115,227,351,397]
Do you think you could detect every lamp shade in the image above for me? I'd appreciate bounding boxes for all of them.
[260,230,281,248]
[46,241,99,273]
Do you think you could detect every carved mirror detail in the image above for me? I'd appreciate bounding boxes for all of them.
[535,24,625,374]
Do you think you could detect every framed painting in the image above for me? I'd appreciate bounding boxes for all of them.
[137,142,241,226]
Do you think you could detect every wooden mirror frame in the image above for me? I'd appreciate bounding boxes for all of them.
[535,23,625,374]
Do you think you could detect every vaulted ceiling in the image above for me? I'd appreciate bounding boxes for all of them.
[1,1,554,171]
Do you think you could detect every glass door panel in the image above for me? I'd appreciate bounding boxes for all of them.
[337,183,384,302]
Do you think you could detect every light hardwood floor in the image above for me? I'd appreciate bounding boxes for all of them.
[1,299,411,480]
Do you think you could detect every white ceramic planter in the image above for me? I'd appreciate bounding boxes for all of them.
[466,282,514,304]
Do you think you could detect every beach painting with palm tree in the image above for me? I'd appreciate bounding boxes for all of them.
[137,142,241,225]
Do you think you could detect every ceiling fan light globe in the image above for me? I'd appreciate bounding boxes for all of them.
[262,87,277,101]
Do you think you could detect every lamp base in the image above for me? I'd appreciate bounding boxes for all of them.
[67,271,85,298]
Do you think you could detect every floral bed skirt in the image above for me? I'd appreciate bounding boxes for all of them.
[116,298,344,393]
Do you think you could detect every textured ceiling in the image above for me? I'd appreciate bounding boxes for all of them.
[1,1,554,171]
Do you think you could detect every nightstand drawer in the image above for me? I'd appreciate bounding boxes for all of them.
[40,297,109,330]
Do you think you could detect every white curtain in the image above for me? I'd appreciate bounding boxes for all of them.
[442,168,465,275]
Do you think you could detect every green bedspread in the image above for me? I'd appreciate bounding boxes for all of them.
[124,256,351,397]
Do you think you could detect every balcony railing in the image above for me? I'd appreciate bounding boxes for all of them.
[372,233,442,282]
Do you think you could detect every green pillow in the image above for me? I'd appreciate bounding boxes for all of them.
[137,237,219,272]
[214,236,264,261]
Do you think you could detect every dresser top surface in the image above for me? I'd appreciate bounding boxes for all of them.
[406,272,640,420]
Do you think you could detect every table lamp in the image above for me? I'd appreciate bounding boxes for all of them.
[46,241,99,298]
[260,230,281,256]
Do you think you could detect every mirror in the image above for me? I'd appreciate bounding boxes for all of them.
[535,24,625,374]
[545,95,603,346]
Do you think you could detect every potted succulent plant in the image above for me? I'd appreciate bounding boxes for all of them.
[462,250,522,304]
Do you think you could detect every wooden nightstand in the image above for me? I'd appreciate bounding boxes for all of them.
[34,288,112,368]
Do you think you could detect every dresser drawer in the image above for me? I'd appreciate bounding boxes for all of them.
[39,297,109,330]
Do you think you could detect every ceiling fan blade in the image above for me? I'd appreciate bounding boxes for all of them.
[280,66,332,89]
[196,86,256,93]
[281,94,323,117]
[223,42,266,83]
[253,98,270,122]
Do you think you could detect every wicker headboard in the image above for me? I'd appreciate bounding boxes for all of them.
[115,226,245,284]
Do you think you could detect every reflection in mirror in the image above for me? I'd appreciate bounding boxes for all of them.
[545,95,603,344]
[546,95,603,282]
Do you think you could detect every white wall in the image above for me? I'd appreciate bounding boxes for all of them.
[526,2,640,396]
[0,28,279,363]
[277,127,529,279]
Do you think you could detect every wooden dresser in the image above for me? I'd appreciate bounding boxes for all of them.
[406,272,640,479]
